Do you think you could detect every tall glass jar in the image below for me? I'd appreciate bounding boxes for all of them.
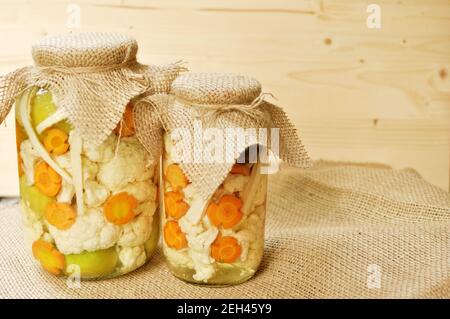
[161,133,268,285]
[16,87,159,279]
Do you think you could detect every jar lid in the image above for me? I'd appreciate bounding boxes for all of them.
[32,32,138,67]
[171,73,261,105]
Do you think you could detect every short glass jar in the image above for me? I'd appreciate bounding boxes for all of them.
[16,87,159,279]
[161,134,267,285]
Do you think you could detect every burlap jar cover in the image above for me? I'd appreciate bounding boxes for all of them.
[134,73,312,200]
[0,32,185,150]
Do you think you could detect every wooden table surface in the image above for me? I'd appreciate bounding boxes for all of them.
[0,0,449,195]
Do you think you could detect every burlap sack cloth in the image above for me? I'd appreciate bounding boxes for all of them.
[0,161,448,298]
[0,32,185,150]
[135,73,312,200]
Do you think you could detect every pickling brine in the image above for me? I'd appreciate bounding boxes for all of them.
[16,87,159,279]
[161,133,267,285]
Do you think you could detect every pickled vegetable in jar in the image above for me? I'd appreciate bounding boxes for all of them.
[17,87,159,279]
[0,32,184,279]
[162,137,267,285]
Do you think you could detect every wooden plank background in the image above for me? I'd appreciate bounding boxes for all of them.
[0,0,449,196]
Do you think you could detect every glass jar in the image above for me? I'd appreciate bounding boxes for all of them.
[161,133,267,285]
[16,87,159,279]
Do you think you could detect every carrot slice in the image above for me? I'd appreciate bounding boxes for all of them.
[44,202,77,230]
[114,102,135,137]
[206,195,243,229]
[230,164,251,176]
[211,236,241,263]
[164,191,190,220]
[166,164,189,191]
[104,192,138,225]
[32,240,65,275]
[43,128,70,155]
[34,161,62,197]
[163,220,187,250]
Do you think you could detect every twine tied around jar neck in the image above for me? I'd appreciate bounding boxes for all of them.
[185,92,277,123]
[31,58,151,102]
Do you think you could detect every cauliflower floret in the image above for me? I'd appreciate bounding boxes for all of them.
[235,229,255,262]
[135,200,157,217]
[117,181,157,202]
[223,174,249,193]
[189,250,216,282]
[55,153,71,169]
[183,184,197,200]
[48,207,120,254]
[57,179,75,203]
[179,215,204,236]
[183,197,206,225]
[82,157,98,181]
[184,225,219,282]
[82,134,115,163]
[20,201,43,246]
[164,247,193,268]
[97,137,152,191]
[84,180,109,208]
[118,211,153,247]
[118,245,147,273]
[20,140,40,185]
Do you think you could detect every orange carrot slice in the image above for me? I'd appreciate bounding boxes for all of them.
[104,192,138,225]
[164,191,190,220]
[166,164,189,191]
[34,161,62,197]
[43,128,70,155]
[206,194,243,229]
[44,202,77,230]
[211,236,241,263]
[32,240,66,275]
[163,220,187,250]
[114,102,135,137]
[230,164,251,176]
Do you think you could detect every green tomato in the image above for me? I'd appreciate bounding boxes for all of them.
[19,176,55,216]
[30,88,72,134]
[65,247,119,279]
[144,213,160,258]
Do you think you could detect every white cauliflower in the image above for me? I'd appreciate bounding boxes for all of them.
[48,207,120,254]
[55,153,71,170]
[235,229,255,262]
[135,200,157,217]
[118,211,153,247]
[84,180,109,208]
[20,201,43,246]
[183,197,206,225]
[223,174,249,193]
[117,181,157,202]
[20,140,40,185]
[97,137,152,191]
[164,247,193,268]
[118,245,147,273]
[183,184,197,200]
[189,250,216,282]
[57,179,75,203]
[179,215,204,236]
[82,157,98,181]
[184,225,219,282]
[82,134,115,163]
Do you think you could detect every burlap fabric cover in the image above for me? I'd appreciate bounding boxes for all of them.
[0,161,448,298]
[135,73,311,200]
[0,32,185,147]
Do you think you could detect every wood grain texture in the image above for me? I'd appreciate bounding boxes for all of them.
[0,0,448,196]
